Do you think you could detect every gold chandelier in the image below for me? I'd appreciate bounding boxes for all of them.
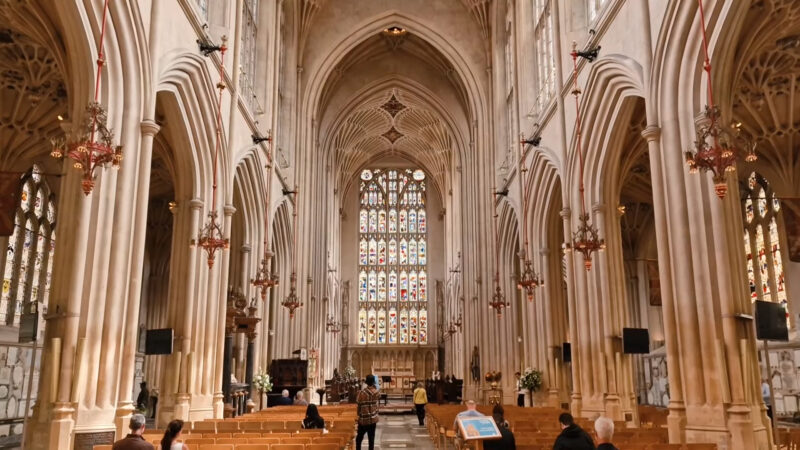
[251,130,279,299]
[194,36,230,268]
[516,136,544,300]
[489,191,509,317]
[684,0,756,199]
[50,0,122,195]
[569,42,605,271]
[282,187,303,318]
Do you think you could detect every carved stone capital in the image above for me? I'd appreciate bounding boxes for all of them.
[189,199,204,211]
[559,207,571,220]
[224,204,237,217]
[640,125,661,143]
[140,119,161,137]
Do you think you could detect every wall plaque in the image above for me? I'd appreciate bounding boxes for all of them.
[74,431,115,450]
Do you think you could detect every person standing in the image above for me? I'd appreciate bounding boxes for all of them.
[136,382,149,412]
[112,414,154,450]
[515,372,525,407]
[553,413,595,450]
[356,374,381,450]
[413,382,428,426]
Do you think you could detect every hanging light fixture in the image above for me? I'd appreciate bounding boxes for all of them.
[517,135,544,301]
[251,130,279,300]
[282,187,303,318]
[50,0,122,195]
[489,190,510,317]
[445,313,463,337]
[569,42,605,271]
[194,36,230,268]
[684,0,756,199]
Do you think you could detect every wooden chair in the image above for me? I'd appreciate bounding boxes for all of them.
[186,438,216,445]
[234,433,262,439]
[248,437,281,444]
[648,444,683,450]
[281,437,312,444]
[217,422,241,432]
[193,422,217,433]
[264,432,292,438]
[238,422,263,432]
[92,446,113,450]
[270,445,305,450]
[216,438,248,445]
[234,445,271,450]
[262,421,286,431]
[285,422,303,432]
[684,444,718,450]
[198,445,235,450]
[306,444,339,450]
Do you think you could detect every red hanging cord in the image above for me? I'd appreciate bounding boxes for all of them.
[697,0,715,109]
[519,143,529,257]
[291,188,299,278]
[493,190,501,286]
[90,0,111,145]
[210,44,227,214]
[570,47,588,217]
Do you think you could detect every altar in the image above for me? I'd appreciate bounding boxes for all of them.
[346,345,439,395]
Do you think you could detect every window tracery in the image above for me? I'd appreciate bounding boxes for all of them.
[357,169,428,345]
[241,0,260,112]
[742,172,787,323]
[1,166,56,327]
[533,0,556,117]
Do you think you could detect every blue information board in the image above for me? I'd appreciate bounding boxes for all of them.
[457,416,502,440]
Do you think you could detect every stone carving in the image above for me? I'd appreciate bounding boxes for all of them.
[380,95,406,117]
[381,126,403,144]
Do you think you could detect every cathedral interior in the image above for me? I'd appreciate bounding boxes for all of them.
[0,0,799,449]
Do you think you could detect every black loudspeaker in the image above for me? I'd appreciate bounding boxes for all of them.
[562,343,571,363]
[622,328,650,354]
[145,328,174,355]
[754,300,789,341]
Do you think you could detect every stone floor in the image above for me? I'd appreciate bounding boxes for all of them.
[352,414,437,449]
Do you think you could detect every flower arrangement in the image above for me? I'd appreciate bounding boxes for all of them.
[252,371,273,394]
[520,367,543,392]
[343,365,356,379]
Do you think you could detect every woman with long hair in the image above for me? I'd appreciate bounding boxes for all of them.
[302,403,326,429]
[160,419,187,450]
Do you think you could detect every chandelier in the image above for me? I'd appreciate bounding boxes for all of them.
[684,0,756,199]
[194,35,230,268]
[283,187,303,318]
[489,191,509,317]
[326,314,341,334]
[569,42,605,271]
[445,313,463,337]
[517,258,544,302]
[517,136,544,300]
[50,0,122,195]
[282,272,303,319]
[251,130,279,299]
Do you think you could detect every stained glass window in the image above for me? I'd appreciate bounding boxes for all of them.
[357,169,428,345]
[741,172,788,326]
[0,166,57,328]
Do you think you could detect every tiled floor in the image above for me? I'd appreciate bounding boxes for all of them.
[351,414,437,449]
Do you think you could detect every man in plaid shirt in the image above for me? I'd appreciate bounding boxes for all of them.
[356,374,381,450]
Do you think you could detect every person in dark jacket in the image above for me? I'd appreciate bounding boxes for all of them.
[302,404,326,429]
[484,405,515,450]
[276,389,294,405]
[553,413,595,450]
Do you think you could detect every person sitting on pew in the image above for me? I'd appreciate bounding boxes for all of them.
[554,413,595,450]
[484,405,515,450]
[277,389,293,405]
[302,404,326,429]
[594,416,618,450]
[294,390,309,406]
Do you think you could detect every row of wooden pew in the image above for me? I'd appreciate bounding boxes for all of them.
[94,405,357,450]
[423,404,717,450]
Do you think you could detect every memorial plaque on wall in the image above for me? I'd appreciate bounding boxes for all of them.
[74,431,115,450]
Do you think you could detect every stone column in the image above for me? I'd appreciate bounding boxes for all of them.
[223,333,234,417]
[560,208,582,414]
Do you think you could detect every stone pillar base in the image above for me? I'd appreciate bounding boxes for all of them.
[570,393,582,417]
[49,402,76,450]
[547,389,560,408]
[667,401,686,444]
[603,394,622,421]
[213,392,224,418]
[115,402,135,441]
[174,393,191,421]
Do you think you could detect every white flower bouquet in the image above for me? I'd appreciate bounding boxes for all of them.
[520,367,543,392]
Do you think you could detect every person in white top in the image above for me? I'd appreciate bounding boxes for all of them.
[160,419,188,450]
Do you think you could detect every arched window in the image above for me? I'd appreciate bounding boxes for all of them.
[357,169,428,345]
[742,172,787,320]
[241,0,260,112]
[533,0,555,117]
[1,166,57,329]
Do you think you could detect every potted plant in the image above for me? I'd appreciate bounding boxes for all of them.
[252,370,273,410]
[520,368,543,406]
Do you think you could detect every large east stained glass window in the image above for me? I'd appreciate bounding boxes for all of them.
[357,169,428,345]
[742,172,787,325]
[1,166,56,328]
